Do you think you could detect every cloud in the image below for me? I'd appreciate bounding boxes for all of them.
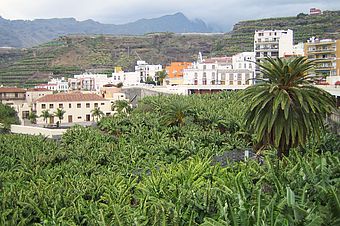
[0,0,339,31]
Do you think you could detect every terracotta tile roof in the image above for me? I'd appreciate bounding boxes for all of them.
[35,92,106,103]
[0,87,26,93]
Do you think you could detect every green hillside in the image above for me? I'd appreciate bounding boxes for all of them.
[0,33,220,87]
[213,10,340,55]
[0,10,339,87]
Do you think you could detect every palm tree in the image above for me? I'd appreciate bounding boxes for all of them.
[156,70,167,85]
[91,107,104,122]
[28,111,38,124]
[163,100,192,127]
[242,57,335,159]
[40,110,51,126]
[54,108,66,127]
[112,100,132,114]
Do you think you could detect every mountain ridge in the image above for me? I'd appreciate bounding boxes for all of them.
[0,12,213,48]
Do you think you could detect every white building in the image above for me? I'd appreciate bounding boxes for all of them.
[34,92,113,124]
[183,55,254,86]
[254,29,294,77]
[69,73,109,91]
[183,57,232,85]
[35,78,69,92]
[232,52,255,70]
[135,61,162,83]
[110,71,141,86]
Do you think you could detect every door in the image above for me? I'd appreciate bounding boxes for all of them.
[49,116,54,124]
[86,114,90,122]
[68,115,73,123]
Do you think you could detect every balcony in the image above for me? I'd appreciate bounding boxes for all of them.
[308,48,336,54]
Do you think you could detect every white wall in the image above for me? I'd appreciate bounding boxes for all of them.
[11,125,67,138]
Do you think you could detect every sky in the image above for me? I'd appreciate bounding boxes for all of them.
[1,0,340,31]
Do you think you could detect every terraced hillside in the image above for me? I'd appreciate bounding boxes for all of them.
[1,10,339,87]
[213,10,340,55]
[0,33,221,87]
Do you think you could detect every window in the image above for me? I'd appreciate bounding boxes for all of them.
[86,103,90,108]
[238,81,242,85]
[94,103,98,107]
[249,63,252,69]
[212,65,215,69]
[101,103,105,106]
[42,104,46,109]
[15,93,18,98]
[106,113,111,116]
[69,103,72,108]
[77,103,81,108]
[203,65,206,70]
[229,74,234,80]
[49,104,54,109]
[237,73,242,80]
[59,104,63,109]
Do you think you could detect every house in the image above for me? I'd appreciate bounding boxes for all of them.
[69,73,109,91]
[310,8,322,15]
[0,87,26,106]
[34,92,113,124]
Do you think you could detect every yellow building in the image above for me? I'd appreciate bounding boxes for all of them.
[304,38,340,77]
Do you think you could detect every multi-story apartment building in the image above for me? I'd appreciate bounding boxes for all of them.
[183,57,233,85]
[34,92,113,124]
[254,29,294,78]
[304,38,340,77]
[183,54,255,86]
[135,61,162,83]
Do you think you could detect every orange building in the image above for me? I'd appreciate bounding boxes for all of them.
[165,62,192,78]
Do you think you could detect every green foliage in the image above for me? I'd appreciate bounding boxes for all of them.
[112,100,132,115]
[54,108,66,127]
[0,103,20,130]
[0,93,339,224]
[91,107,104,122]
[242,57,336,158]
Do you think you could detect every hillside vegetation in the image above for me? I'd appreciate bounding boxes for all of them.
[0,33,220,87]
[213,10,340,55]
[1,93,339,224]
[0,10,339,87]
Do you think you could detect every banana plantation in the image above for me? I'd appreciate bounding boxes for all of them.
[1,92,339,225]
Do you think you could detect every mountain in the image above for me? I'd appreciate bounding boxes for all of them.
[0,13,213,48]
[1,10,339,87]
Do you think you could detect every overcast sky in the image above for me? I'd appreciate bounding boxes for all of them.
[1,0,339,31]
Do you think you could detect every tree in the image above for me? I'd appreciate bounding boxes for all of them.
[28,111,38,124]
[91,107,104,122]
[112,100,132,115]
[163,100,192,127]
[242,57,336,159]
[40,110,51,126]
[54,108,66,127]
[156,70,167,85]
[0,103,20,131]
